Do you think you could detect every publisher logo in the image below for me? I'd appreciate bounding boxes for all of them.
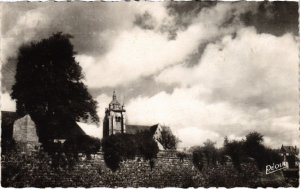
[266,162,286,175]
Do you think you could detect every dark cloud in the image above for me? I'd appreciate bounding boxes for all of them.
[1,58,16,93]
[160,1,216,40]
[134,12,155,30]
[240,1,298,36]
[165,1,298,69]
[1,3,38,35]
[2,2,135,59]
[166,1,217,28]
[166,1,298,37]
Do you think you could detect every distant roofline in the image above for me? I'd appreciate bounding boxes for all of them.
[126,123,158,127]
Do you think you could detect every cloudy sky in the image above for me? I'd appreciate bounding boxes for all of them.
[1,2,299,148]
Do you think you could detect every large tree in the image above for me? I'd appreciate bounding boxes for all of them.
[11,33,99,143]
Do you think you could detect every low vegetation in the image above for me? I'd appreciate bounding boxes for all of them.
[102,131,159,172]
[191,132,284,172]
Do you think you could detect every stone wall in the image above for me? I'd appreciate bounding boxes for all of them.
[13,115,39,143]
[3,150,293,188]
[2,151,200,188]
[72,154,197,187]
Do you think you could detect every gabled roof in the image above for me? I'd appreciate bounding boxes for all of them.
[126,124,159,135]
[26,117,86,141]
[48,120,86,140]
[126,124,166,150]
[126,125,151,134]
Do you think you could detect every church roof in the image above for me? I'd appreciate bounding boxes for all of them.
[126,124,159,135]
[126,124,165,150]
[47,120,86,140]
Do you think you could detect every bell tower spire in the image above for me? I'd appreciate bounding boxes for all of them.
[112,90,117,101]
[103,90,126,138]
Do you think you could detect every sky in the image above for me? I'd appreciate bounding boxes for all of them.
[1,2,299,149]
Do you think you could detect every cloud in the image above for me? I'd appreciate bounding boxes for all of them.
[1,92,16,111]
[1,2,163,63]
[1,2,170,91]
[77,122,102,139]
[78,3,258,88]
[176,127,221,148]
[95,93,111,123]
[125,87,248,147]
[1,58,16,93]
[241,1,298,36]
[125,87,298,148]
[79,25,202,88]
[156,27,298,113]
[127,28,299,148]
[134,12,156,30]
[1,2,260,90]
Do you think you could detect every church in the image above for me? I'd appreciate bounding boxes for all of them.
[102,91,167,149]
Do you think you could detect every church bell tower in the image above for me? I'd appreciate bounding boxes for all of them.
[103,91,126,138]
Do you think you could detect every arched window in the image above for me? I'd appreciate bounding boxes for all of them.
[116,116,121,122]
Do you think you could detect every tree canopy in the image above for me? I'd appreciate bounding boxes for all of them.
[223,132,282,171]
[11,33,99,143]
[190,132,283,172]
[191,139,219,171]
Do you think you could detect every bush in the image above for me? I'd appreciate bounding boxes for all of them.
[102,134,136,171]
[102,132,159,172]
[64,135,101,157]
[135,131,159,160]
[191,140,219,171]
